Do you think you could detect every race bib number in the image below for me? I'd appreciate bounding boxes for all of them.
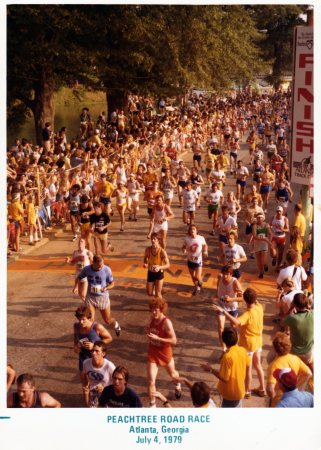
[91,285,102,294]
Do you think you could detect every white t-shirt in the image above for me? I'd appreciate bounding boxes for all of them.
[82,358,116,391]
[277,265,307,291]
[223,243,246,269]
[183,189,198,212]
[184,235,206,264]
[206,189,223,205]
[235,166,249,180]
[217,215,237,235]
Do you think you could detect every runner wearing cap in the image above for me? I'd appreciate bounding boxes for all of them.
[273,368,313,408]
[270,206,289,270]
[252,212,274,278]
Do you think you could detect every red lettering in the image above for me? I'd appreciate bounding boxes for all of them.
[297,88,313,103]
[295,137,313,154]
[304,105,312,120]
[299,54,313,68]
[296,121,313,137]
[305,71,313,85]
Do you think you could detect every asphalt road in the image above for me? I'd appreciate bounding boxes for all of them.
[7,138,295,408]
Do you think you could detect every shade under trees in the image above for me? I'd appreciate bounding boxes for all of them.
[7,4,306,143]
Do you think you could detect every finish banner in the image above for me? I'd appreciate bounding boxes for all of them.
[290,25,313,186]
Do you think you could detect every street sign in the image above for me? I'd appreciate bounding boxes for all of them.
[290,26,313,185]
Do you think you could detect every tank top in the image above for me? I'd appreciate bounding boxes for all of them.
[12,391,42,408]
[271,215,286,237]
[161,177,173,192]
[218,277,238,311]
[276,186,289,202]
[256,223,268,239]
[154,206,167,224]
[148,317,172,365]
[75,322,100,362]
[148,247,163,271]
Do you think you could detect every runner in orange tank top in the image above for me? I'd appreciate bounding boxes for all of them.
[145,297,181,407]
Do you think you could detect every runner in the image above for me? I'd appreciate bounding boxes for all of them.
[146,195,174,249]
[224,191,241,222]
[81,340,116,407]
[260,163,275,213]
[182,180,198,226]
[182,224,208,295]
[8,373,61,408]
[205,182,224,234]
[67,238,93,293]
[78,195,94,250]
[159,168,177,207]
[234,160,249,201]
[214,265,243,351]
[216,205,238,262]
[145,297,181,407]
[126,173,141,221]
[113,181,128,232]
[144,233,170,297]
[89,202,112,255]
[252,212,274,278]
[73,305,113,380]
[270,206,289,270]
[76,255,121,336]
[98,366,143,408]
[66,184,81,242]
[222,231,247,279]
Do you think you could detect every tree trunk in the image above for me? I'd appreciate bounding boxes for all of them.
[31,67,55,145]
[106,88,128,121]
[272,42,284,90]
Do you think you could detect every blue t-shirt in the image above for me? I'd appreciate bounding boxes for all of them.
[78,265,113,296]
[276,389,314,408]
[98,385,143,408]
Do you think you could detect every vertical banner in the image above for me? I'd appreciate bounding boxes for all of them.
[290,25,313,185]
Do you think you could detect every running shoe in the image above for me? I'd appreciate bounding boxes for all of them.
[192,286,198,296]
[72,235,78,242]
[174,384,182,400]
[272,257,277,266]
[115,323,121,337]
[258,273,263,279]
[264,265,269,272]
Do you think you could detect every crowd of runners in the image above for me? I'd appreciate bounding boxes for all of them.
[7,88,314,408]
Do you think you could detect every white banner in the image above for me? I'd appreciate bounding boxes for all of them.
[290,26,313,185]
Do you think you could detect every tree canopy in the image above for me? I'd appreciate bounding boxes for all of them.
[7,4,306,141]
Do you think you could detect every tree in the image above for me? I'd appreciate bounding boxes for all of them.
[7,5,97,144]
[247,5,307,89]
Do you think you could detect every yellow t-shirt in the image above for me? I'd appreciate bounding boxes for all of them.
[27,202,37,225]
[238,303,264,352]
[267,353,311,407]
[217,345,250,401]
[8,201,24,221]
[98,180,114,197]
[293,213,306,237]
[205,154,216,170]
